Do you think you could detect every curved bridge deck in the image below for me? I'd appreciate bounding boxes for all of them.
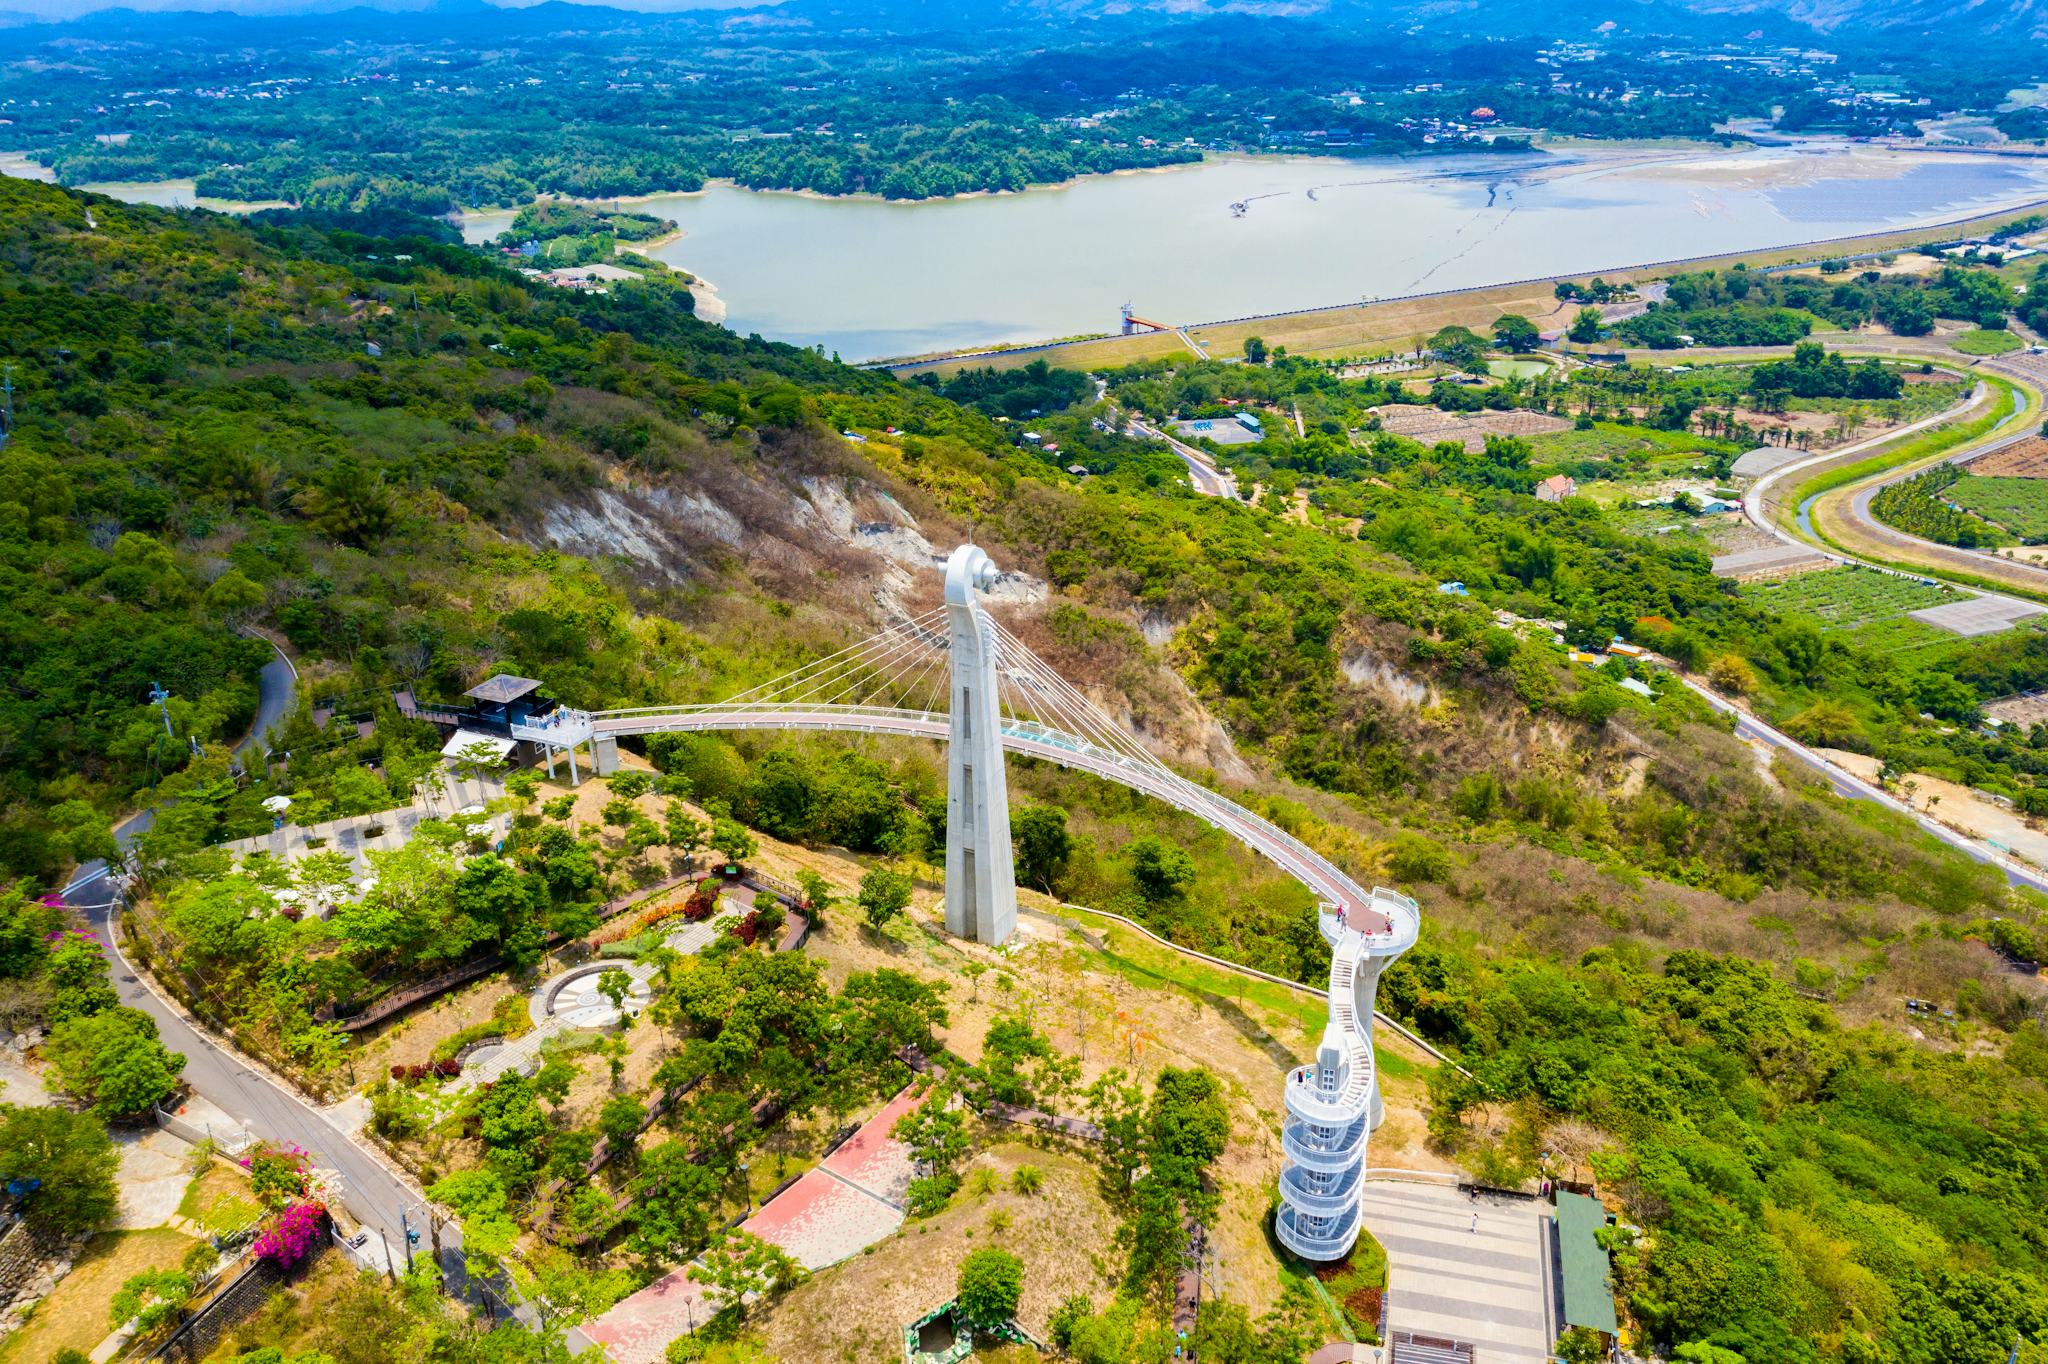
[589,702,1418,942]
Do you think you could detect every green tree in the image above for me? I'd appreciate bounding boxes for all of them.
[794,869,832,926]
[1706,654,1759,695]
[1428,324,1489,370]
[1569,307,1605,344]
[1492,313,1541,351]
[0,1106,119,1234]
[1558,1327,1607,1364]
[857,866,913,932]
[1011,805,1071,893]
[1785,699,1863,749]
[471,1073,550,1186]
[1126,837,1194,902]
[44,1007,186,1118]
[202,568,266,623]
[599,1094,646,1153]
[0,885,62,978]
[892,1086,969,1215]
[1242,336,1268,365]
[664,803,706,858]
[957,1247,1023,1328]
[597,968,635,1020]
[110,1266,195,1333]
[708,817,756,865]
[686,1229,803,1322]
[628,1140,720,1261]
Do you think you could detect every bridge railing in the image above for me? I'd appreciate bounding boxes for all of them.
[591,703,946,729]
[583,702,1417,950]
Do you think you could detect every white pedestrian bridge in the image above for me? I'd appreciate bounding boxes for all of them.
[431,547,1420,1262]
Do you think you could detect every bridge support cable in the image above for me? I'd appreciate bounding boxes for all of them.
[713,605,954,716]
[578,545,1422,1261]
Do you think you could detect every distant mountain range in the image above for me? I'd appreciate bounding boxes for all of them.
[1687,0,2047,42]
[0,0,2040,46]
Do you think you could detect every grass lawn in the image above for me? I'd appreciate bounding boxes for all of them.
[0,1227,201,1364]
[1953,328,2024,356]
[1052,903,1419,1082]
[179,1162,261,1237]
[1309,1226,1389,1341]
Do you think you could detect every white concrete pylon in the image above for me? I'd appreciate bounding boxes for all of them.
[942,544,1018,946]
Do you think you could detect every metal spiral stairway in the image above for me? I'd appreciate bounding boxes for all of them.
[1276,885,1420,1262]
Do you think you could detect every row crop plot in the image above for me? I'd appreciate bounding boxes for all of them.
[1743,566,1961,635]
[1947,474,2048,540]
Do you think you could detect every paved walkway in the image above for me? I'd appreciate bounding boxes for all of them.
[1362,1181,1553,1363]
[581,1084,923,1364]
[216,771,508,883]
[456,910,734,1090]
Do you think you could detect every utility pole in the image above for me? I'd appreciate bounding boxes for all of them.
[147,681,175,786]
[150,679,187,742]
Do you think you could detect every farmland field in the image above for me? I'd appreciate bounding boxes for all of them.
[1952,328,2024,356]
[1947,474,2048,539]
[1743,567,1964,657]
[1967,436,2048,479]
[1527,422,1726,463]
[1744,566,1959,627]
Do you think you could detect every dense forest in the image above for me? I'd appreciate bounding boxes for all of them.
[5,177,2048,1362]
[0,2,2026,212]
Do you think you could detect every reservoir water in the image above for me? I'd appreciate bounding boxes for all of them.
[580,147,2048,362]
[18,144,2048,363]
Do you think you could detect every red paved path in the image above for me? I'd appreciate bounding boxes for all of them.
[584,1084,923,1364]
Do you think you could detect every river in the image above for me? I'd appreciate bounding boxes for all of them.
[16,143,2048,362]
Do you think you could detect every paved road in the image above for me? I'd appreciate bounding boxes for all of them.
[1130,418,1239,498]
[64,872,431,1261]
[1676,676,2048,894]
[74,630,303,873]
[53,637,524,1322]
[1685,341,2048,893]
[237,631,299,763]
[1726,350,2048,607]
[61,866,523,1321]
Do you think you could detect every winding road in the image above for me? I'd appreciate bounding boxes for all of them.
[1695,335,2048,892]
[1128,417,1239,498]
[55,634,507,1311]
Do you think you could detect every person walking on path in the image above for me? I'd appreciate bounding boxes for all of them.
[1470,1213,1478,1234]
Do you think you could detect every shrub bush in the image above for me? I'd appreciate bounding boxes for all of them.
[252,1202,326,1270]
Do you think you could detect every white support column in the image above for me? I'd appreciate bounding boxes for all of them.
[943,545,1018,947]
[592,734,620,776]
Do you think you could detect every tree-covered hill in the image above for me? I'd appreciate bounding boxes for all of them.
[5,176,2048,1361]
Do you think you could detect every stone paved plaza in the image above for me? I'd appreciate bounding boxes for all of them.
[1361,1180,1553,1363]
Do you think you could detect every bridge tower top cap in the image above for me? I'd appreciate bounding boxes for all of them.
[944,543,999,606]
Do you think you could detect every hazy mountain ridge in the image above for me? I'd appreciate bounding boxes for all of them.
[1689,0,2048,38]
[3,0,2037,47]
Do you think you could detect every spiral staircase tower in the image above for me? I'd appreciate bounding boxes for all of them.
[1276,886,1421,1263]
